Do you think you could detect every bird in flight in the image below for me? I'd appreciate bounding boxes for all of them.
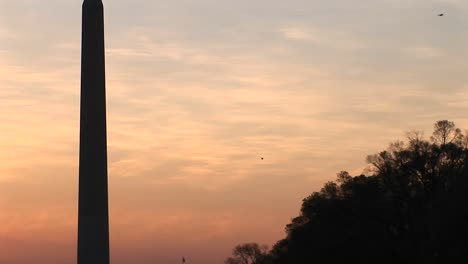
[438,13,444,16]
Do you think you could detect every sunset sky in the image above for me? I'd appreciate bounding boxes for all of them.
[2,0,468,263]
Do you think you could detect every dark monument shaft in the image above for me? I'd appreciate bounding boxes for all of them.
[78,0,109,264]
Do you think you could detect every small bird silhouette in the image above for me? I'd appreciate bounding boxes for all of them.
[438,13,444,16]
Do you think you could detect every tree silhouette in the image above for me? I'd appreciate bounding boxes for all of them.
[224,243,271,264]
[431,120,462,145]
[227,120,468,260]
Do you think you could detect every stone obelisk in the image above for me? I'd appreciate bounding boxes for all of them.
[78,0,109,263]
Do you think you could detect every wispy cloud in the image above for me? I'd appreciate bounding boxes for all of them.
[279,25,362,50]
[0,27,16,40]
[404,46,443,59]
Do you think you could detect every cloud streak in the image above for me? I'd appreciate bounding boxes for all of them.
[279,25,362,50]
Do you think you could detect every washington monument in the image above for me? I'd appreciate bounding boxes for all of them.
[78,0,110,263]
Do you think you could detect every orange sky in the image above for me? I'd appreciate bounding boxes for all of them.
[2,0,468,263]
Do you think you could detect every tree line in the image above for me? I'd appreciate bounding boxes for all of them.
[225,120,468,261]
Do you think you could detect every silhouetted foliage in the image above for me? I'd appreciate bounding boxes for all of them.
[430,120,462,145]
[227,120,468,260]
[224,243,271,264]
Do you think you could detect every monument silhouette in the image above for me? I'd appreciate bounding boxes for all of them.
[77,0,109,263]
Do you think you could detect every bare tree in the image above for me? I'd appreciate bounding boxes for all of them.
[430,120,462,145]
[224,243,269,264]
